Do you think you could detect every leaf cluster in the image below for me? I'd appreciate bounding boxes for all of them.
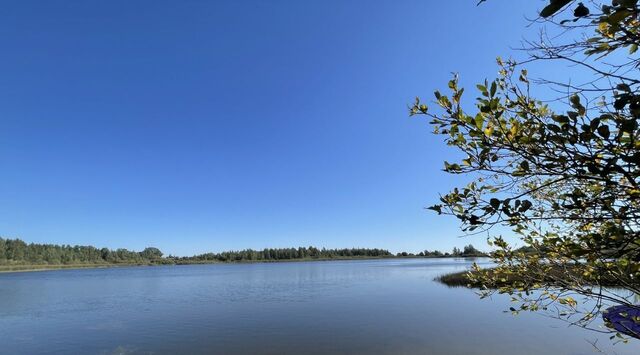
[413,0,640,336]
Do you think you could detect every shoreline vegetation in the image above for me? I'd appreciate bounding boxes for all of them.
[436,266,624,288]
[0,237,487,274]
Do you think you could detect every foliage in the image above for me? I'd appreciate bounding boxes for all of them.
[140,247,164,260]
[420,249,444,257]
[0,237,392,266]
[448,245,487,257]
[411,0,640,336]
[175,246,392,263]
[400,244,486,257]
[0,237,167,265]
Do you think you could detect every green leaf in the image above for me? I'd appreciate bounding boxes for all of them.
[540,0,571,18]
[617,83,631,92]
[597,125,610,139]
[569,94,581,108]
[474,114,484,129]
[519,200,532,212]
[573,3,589,17]
[607,9,632,24]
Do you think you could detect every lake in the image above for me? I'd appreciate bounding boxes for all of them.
[0,258,638,354]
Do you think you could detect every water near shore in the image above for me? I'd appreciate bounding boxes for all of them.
[0,258,637,354]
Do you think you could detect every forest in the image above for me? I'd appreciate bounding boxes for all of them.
[177,246,392,263]
[0,237,394,266]
[411,245,487,258]
[0,237,486,268]
[0,237,169,266]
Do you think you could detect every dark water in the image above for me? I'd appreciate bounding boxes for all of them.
[1,258,638,355]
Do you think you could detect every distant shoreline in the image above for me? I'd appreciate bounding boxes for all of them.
[0,237,489,274]
[0,255,489,274]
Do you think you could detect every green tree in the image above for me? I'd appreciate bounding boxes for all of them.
[462,244,481,256]
[140,247,163,260]
[412,0,640,336]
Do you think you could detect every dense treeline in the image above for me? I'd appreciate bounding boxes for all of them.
[0,237,392,266]
[0,237,167,265]
[398,244,487,258]
[175,247,392,263]
[0,237,486,268]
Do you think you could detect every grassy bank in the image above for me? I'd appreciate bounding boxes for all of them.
[436,269,495,287]
[436,266,623,288]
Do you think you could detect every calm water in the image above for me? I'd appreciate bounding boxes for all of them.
[1,258,638,355]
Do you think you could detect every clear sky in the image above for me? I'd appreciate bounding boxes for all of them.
[0,0,543,256]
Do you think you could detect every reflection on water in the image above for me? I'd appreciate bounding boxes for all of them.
[0,258,638,354]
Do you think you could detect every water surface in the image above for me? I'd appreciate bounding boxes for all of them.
[1,258,637,354]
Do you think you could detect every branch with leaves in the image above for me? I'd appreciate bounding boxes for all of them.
[413,0,640,340]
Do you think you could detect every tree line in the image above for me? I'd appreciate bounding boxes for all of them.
[397,244,486,258]
[0,237,486,266]
[0,237,168,265]
[0,237,393,266]
[175,246,392,263]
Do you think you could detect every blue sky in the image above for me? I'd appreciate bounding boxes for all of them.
[0,0,543,255]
